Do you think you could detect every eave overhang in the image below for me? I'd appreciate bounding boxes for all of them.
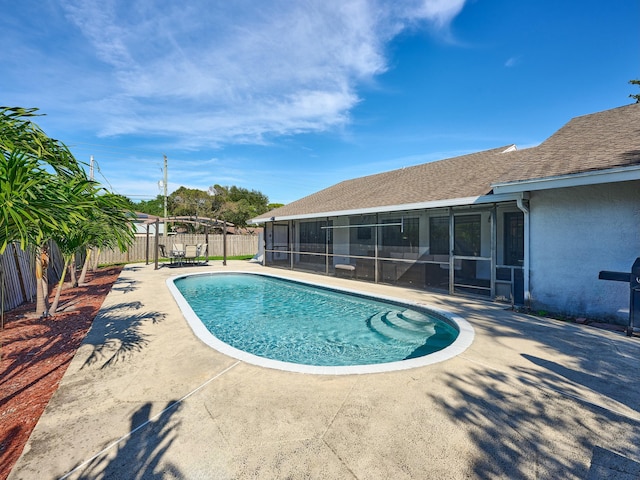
[251,192,524,224]
[491,165,640,195]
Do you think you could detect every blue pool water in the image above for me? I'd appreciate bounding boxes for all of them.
[173,273,460,368]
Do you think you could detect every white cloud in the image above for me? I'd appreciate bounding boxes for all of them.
[55,0,468,146]
[394,0,467,28]
[505,55,521,68]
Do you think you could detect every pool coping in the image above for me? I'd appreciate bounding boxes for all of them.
[166,270,475,375]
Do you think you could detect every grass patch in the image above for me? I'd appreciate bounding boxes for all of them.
[207,255,254,261]
[99,255,255,268]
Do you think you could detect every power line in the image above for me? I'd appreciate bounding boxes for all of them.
[67,141,163,156]
[92,158,116,192]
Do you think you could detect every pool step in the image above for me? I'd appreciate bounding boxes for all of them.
[400,309,436,324]
[385,311,436,333]
[367,310,436,344]
[398,310,459,348]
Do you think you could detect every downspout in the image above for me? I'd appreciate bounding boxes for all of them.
[516,193,531,307]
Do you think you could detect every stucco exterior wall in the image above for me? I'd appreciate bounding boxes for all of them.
[529,180,640,323]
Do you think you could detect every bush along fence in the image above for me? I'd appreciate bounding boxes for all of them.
[96,233,260,265]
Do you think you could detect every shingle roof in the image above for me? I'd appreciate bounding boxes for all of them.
[255,103,640,221]
[497,103,640,184]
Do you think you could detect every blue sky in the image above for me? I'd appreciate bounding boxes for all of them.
[2,0,638,205]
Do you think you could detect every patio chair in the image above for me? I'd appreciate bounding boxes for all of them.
[158,244,180,266]
[198,244,208,264]
[184,244,198,264]
[169,243,185,266]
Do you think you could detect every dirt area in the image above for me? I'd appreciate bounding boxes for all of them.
[0,266,122,480]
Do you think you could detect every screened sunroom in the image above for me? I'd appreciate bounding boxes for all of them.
[254,104,640,319]
[263,201,526,304]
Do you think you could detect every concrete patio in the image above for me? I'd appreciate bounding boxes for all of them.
[9,261,640,479]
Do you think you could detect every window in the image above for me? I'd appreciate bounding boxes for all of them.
[272,224,289,247]
[299,221,326,253]
[357,227,372,240]
[349,216,376,252]
[381,217,419,252]
[504,212,524,265]
[454,215,481,256]
[429,216,449,255]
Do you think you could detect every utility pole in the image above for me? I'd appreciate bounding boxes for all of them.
[163,155,168,245]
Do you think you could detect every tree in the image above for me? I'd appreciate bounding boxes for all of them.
[0,107,85,178]
[219,198,254,227]
[162,184,271,229]
[169,187,213,218]
[49,190,134,314]
[630,79,640,103]
[1,108,99,316]
[228,186,269,210]
[113,194,137,211]
[32,172,98,315]
[0,108,91,253]
[0,107,133,317]
[134,195,165,216]
[1,151,66,252]
[206,184,270,228]
[50,225,87,314]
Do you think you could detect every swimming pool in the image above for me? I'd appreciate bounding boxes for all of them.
[167,272,474,374]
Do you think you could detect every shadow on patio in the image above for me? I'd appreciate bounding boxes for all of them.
[69,401,183,480]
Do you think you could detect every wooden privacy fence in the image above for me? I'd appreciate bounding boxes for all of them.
[96,234,260,265]
[0,241,70,313]
[0,234,260,313]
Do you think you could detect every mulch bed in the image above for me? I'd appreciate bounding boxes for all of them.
[0,266,122,480]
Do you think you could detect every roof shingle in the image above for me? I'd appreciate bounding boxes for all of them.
[256,103,640,221]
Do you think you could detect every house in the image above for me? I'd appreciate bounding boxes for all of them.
[251,104,640,324]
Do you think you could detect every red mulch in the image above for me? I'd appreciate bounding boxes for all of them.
[0,266,122,480]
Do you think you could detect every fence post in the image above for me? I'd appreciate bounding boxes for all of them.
[145,224,150,265]
[154,219,159,270]
[223,222,227,266]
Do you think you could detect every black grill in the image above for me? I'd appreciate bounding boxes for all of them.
[599,257,640,336]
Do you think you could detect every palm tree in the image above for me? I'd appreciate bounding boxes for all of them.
[0,107,85,178]
[1,107,136,318]
[77,192,135,286]
[47,189,135,315]
[0,152,91,316]
[1,107,98,316]
[49,228,86,315]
